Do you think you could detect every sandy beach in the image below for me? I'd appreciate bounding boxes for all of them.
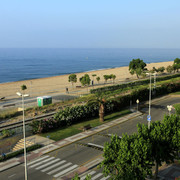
[0,61,174,99]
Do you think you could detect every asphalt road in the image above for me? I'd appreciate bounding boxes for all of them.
[0,94,78,112]
[1,96,180,180]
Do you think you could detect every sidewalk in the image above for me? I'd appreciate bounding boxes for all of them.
[0,111,142,172]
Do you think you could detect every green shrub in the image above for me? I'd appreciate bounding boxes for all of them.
[90,74,180,94]
[30,80,180,134]
[0,144,42,162]
[174,104,180,115]
[0,129,15,139]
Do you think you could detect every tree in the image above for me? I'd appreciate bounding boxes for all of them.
[103,75,109,83]
[79,74,91,86]
[101,134,153,180]
[137,121,176,179]
[92,74,96,81]
[111,74,116,84]
[129,58,146,79]
[162,115,180,159]
[87,92,108,122]
[173,58,180,72]
[173,63,180,73]
[96,76,100,84]
[69,74,77,88]
[157,66,165,73]
[166,65,173,73]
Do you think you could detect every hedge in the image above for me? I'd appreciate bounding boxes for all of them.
[90,73,180,94]
[30,80,180,134]
[0,144,42,162]
[31,103,115,133]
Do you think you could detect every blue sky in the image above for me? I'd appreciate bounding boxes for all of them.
[0,0,180,48]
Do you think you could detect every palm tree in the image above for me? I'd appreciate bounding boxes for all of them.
[87,92,108,122]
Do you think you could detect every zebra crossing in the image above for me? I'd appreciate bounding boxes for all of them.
[80,170,110,180]
[27,155,78,178]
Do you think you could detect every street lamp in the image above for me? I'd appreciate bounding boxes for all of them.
[146,72,157,129]
[136,99,139,111]
[16,92,29,180]
[146,73,152,129]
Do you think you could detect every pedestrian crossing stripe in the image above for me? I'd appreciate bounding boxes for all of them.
[41,160,66,172]
[27,155,110,179]
[91,173,103,180]
[27,155,49,166]
[80,170,110,180]
[29,156,55,168]
[47,162,73,175]
[81,171,96,180]
[35,158,60,170]
[27,155,78,178]
[53,164,78,178]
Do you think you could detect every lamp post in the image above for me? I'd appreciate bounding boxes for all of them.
[146,72,157,129]
[16,92,29,180]
[136,99,139,111]
[146,73,152,129]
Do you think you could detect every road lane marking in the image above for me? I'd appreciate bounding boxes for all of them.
[41,160,66,172]
[35,158,60,170]
[87,143,104,149]
[81,171,96,180]
[30,157,55,168]
[27,155,49,166]
[53,164,78,178]
[100,175,110,180]
[47,162,72,175]
[91,173,103,180]
[8,174,16,178]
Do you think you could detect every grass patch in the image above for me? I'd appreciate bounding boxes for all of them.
[0,135,21,149]
[0,110,21,120]
[41,109,131,141]
[170,91,180,95]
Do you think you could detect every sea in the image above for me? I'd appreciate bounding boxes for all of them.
[0,48,180,83]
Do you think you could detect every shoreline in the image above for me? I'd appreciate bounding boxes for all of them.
[0,61,174,98]
[0,60,174,85]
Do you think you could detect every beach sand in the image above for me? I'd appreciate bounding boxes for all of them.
[0,61,174,99]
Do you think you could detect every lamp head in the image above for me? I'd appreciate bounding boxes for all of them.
[16,92,22,96]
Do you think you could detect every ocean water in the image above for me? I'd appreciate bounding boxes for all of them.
[0,48,180,83]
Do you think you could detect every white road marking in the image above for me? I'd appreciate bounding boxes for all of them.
[53,164,78,178]
[81,171,96,180]
[35,158,60,170]
[92,173,103,180]
[8,174,16,178]
[100,175,110,180]
[27,156,49,166]
[47,162,72,175]
[41,160,66,172]
[30,157,55,168]
[87,143,104,149]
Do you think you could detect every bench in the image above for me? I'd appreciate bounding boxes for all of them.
[83,124,91,131]
[76,86,81,88]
